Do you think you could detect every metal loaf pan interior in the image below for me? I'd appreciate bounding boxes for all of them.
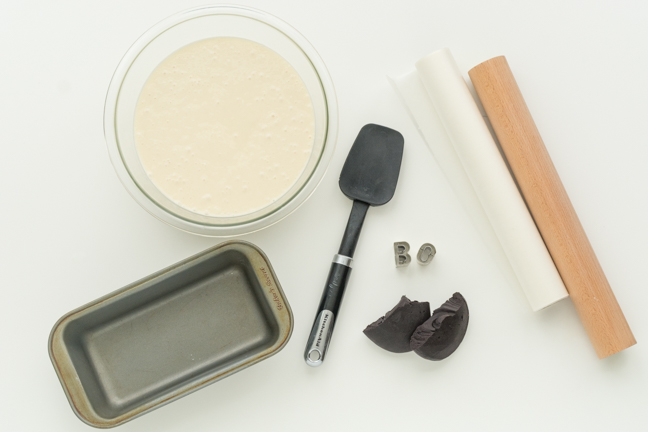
[49,241,292,428]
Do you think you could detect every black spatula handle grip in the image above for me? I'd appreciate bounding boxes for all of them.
[304,259,351,367]
[318,259,353,316]
[304,200,369,367]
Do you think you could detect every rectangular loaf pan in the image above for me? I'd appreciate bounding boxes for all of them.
[49,240,293,428]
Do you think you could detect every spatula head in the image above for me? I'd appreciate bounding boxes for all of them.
[339,124,404,206]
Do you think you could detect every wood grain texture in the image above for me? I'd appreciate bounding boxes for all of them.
[468,56,635,358]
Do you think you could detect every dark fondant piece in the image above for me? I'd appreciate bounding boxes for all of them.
[411,292,469,360]
[363,296,431,353]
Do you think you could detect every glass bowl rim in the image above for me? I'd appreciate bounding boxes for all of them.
[103,4,338,236]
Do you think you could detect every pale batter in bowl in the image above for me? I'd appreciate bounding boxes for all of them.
[134,37,315,217]
[104,6,337,236]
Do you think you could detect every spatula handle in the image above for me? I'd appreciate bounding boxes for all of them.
[304,258,351,366]
[338,200,370,256]
[304,200,369,366]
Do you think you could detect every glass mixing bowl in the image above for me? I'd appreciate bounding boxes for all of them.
[104,5,337,236]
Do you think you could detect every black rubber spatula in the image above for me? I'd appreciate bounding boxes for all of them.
[304,124,404,366]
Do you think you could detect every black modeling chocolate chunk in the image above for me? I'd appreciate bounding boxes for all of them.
[411,292,469,361]
[363,296,431,353]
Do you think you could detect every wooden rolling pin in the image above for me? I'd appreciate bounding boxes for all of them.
[468,56,635,358]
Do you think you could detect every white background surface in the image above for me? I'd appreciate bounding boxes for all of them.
[1,1,647,431]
